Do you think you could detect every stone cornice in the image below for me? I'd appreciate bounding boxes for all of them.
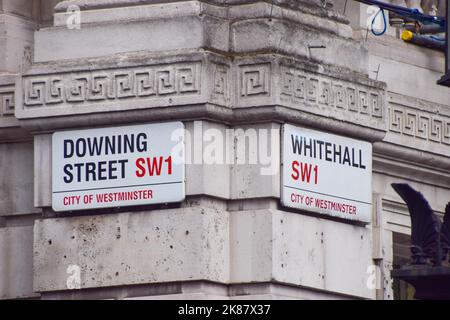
[373,146,450,189]
[15,51,387,142]
[54,0,346,23]
[52,1,351,38]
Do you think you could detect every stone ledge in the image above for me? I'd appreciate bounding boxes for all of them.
[39,280,357,300]
[39,1,360,73]
[54,0,346,24]
[52,1,351,39]
[373,147,450,189]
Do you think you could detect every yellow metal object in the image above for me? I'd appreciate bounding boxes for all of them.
[401,30,414,42]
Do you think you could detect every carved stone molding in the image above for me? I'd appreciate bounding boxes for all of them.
[22,62,202,109]
[0,82,15,117]
[234,56,386,133]
[15,52,387,140]
[279,64,384,119]
[385,92,450,156]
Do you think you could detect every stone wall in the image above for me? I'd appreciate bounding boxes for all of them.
[0,0,449,300]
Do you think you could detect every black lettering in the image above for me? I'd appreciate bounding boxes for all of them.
[73,163,84,182]
[333,144,342,164]
[325,142,332,161]
[118,159,128,179]
[291,135,302,154]
[359,149,366,169]
[105,136,115,155]
[351,148,359,167]
[304,137,313,157]
[343,147,351,166]
[63,164,73,183]
[98,161,107,180]
[108,160,118,179]
[117,135,122,154]
[124,134,134,153]
[316,140,324,160]
[137,133,147,152]
[64,140,74,158]
[75,139,87,157]
[85,162,96,182]
[87,137,103,156]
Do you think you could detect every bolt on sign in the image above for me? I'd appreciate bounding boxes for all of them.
[52,122,185,212]
[282,124,372,223]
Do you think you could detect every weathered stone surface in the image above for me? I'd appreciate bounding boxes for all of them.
[34,134,52,208]
[33,205,376,298]
[0,0,39,20]
[185,121,231,199]
[230,209,375,299]
[231,123,280,199]
[0,13,35,73]
[0,141,38,216]
[35,16,215,62]
[38,0,362,74]
[0,226,38,299]
[1,0,448,301]
[33,207,229,292]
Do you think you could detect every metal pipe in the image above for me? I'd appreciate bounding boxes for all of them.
[403,23,445,34]
[401,30,445,51]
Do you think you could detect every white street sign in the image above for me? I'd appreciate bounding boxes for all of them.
[52,122,185,212]
[282,124,372,223]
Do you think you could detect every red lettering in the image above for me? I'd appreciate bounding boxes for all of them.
[147,157,163,176]
[135,156,172,177]
[135,158,145,177]
[300,162,312,183]
[165,156,172,175]
[291,161,299,180]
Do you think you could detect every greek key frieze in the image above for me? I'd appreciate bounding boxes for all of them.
[22,63,202,108]
[239,64,271,97]
[280,66,384,119]
[389,104,450,145]
[0,85,15,116]
[211,63,230,105]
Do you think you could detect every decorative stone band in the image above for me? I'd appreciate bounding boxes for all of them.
[385,92,450,156]
[22,62,203,108]
[0,85,15,117]
[16,52,386,134]
[279,66,383,119]
[235,57,386,133]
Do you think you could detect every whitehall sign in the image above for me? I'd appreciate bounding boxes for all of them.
[52,122,185,212]
[282,124,372,223]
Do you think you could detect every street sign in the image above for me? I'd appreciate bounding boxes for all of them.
[282,124,372,223]
[52,122,185,212]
